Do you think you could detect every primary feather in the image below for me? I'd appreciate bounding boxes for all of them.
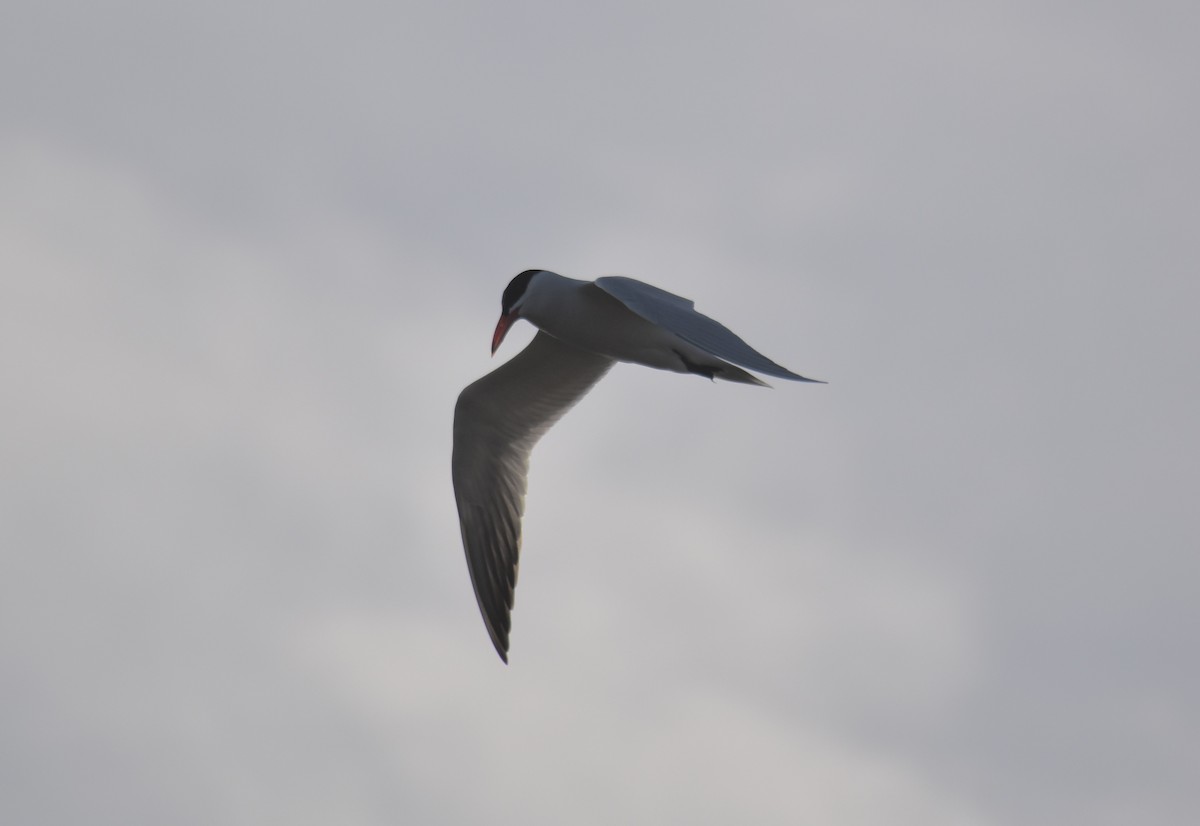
[452,331,613,661]
[594,276,821,382]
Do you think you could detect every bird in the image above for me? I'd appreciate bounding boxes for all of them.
[452,269,822,661]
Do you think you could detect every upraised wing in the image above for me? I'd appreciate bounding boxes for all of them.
[594,276,822,382]
[452,331,614,662]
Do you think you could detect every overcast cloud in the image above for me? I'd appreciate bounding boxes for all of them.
[2,2,1197,824]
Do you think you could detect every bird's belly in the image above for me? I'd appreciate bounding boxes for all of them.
[537,299,697,373]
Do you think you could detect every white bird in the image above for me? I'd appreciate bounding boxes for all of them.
[452,270,822,661]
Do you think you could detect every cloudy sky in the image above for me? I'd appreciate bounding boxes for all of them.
[2,2,1197,824]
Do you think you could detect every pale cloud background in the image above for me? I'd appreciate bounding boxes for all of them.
[2,2,1197,824]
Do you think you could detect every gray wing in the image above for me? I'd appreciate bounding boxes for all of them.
[594,276,822,382]
[452,331,615,662]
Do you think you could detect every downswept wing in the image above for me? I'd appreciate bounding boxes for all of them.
[593,276,821,382]
[452,331,614,662]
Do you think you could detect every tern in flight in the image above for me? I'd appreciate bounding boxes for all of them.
[452,270,822,661]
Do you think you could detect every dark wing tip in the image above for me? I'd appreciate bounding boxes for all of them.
[747,365,826,384]
[487,623,510,663]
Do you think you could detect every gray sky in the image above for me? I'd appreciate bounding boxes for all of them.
[2,2,1197,824]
